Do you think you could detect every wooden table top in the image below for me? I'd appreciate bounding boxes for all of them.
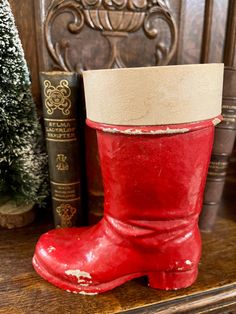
[0,181,236,314]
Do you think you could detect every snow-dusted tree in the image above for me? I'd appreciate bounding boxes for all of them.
[0,0,48,208]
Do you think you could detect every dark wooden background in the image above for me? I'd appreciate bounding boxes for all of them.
[9,0,235,111]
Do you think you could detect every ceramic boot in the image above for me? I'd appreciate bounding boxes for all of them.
[33,64,223,294]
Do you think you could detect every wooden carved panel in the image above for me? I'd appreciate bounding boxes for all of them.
[11,0,231,107]
[42,0,178,71]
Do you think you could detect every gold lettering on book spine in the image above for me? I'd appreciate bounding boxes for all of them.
[56,203,77,227]
[44,79,71,115]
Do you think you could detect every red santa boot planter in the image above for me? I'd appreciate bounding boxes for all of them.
[33,64,223,294]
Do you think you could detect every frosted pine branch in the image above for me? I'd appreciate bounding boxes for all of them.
[0,0,49,204]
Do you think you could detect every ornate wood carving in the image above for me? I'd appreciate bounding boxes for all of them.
[44,0,177,70]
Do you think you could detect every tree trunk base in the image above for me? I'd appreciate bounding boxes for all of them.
[0,199,35,229]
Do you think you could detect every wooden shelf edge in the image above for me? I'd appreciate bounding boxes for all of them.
[122,284,236,314]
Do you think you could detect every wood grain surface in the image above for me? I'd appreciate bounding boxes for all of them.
[0,181,236,314]
[8,0,40,108]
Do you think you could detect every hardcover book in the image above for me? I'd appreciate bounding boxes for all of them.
[40,72,82,227]
[200,67,236,232]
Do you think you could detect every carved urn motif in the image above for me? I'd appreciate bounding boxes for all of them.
[45,0,177,70]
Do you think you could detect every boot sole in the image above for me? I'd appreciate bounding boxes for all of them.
[32,255,198,294]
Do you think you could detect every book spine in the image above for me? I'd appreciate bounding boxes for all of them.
[200,67,236,232]
[227,144,236,183]
[40,72,82,228]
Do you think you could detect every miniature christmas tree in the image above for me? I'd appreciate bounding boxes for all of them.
[0,0,48,227]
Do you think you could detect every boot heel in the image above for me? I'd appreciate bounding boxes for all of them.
[148,268,198,290]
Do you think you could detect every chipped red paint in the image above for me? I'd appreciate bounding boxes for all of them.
[33,116,222,294]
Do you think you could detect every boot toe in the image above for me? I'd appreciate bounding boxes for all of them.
[32,227,90,291]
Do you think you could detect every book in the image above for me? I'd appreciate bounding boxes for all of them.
[226,143,236,183]
[200,67,236,232]
[40,72,82,228]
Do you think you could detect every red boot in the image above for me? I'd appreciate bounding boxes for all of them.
[33,64,223,294]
